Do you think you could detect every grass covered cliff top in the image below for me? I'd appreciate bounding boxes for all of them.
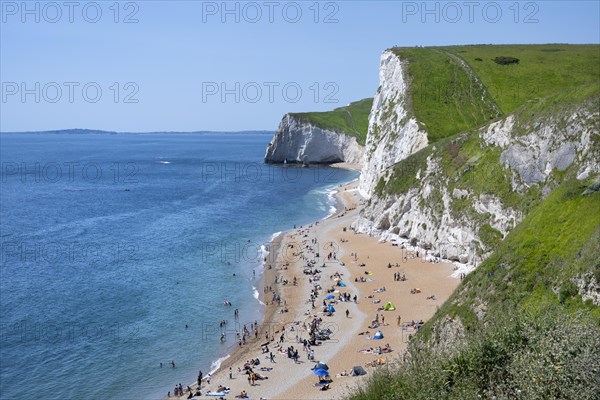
[391,44,600,142]
[289,98,373,145]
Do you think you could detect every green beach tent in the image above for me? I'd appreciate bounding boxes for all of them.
[383,301,396,311]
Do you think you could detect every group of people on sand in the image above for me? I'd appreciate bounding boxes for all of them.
[168,383,199,398]
[393,272,406,281]
[164,214,371,398]
[358,343,393,354]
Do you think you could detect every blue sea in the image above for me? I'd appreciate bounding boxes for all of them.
[0,132,358,399]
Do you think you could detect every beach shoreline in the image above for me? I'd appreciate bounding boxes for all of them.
[162,169,361,399]
[166,167,460,400]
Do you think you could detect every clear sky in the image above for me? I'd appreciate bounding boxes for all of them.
[1,0,599,132]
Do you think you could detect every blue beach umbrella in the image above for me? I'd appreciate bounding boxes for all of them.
[328,304,336,313]
[313,368,329,377]
[313,362,329,371]
[325,295,335,300]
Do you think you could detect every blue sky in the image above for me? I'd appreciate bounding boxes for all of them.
[1,1,599,132]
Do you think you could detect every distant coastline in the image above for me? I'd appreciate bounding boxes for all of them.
[0,129,274,135]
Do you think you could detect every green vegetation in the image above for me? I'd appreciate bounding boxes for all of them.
[391,47,500,141]
[374,146,430,196]
[464,179,600,317]
[478,223,503,248]
[445,44,600,114]
[348,311,600,400]
[348,179,600,400]
[291,98,373,145]
[444,178,600,320]
[388,44,599,143]
[493,56,520,65]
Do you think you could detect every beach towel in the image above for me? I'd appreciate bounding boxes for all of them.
[206,391,229,396]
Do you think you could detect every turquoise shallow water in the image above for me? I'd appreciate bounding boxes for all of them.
[0,132,358,399]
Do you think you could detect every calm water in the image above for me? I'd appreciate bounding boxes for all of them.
[0,132,358,399]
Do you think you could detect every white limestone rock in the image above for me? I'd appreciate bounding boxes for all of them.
[264,114,363,164]
[359,50,428,197]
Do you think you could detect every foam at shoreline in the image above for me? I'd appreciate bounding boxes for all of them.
[208,354,230,376]
[164,175,360,400]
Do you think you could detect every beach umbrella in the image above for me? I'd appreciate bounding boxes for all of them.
[328,304,336,313]
[325,295,335,300]
[312,362,329,371]
[313,368,329,377]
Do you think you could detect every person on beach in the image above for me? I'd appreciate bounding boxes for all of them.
[229,367,233,379]
[346,309,350,318]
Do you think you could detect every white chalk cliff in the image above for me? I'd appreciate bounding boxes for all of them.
[264,114,364,164]
[359,50,428,197]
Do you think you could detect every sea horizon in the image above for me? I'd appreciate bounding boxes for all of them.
[0,129,274,135]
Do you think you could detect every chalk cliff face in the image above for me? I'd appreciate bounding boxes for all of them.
[359,50,428,197]
[353,49,599,268]
[264,114,363,164]
[354,92,599,268]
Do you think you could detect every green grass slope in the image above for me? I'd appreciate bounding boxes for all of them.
[348,178,600,400]
[445,44,600,114]
[390,44,600,142]
[391,47,501,141]
[290,98,373,145]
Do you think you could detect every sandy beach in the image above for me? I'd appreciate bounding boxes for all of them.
[167,172,460,400]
